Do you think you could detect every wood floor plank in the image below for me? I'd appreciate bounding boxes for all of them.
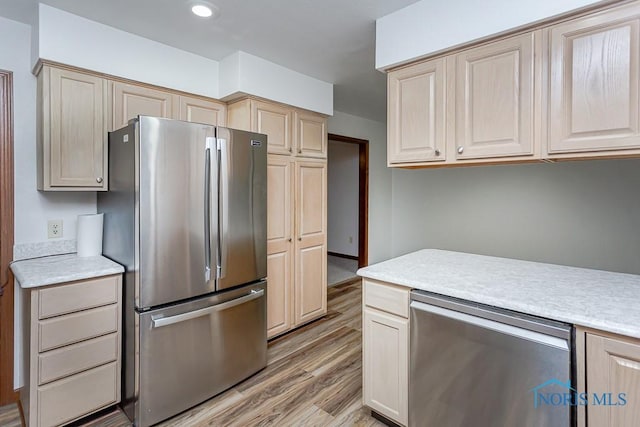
[0,282,382,427]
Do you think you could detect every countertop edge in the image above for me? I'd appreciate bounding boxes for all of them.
[358,270,640,340]
[11,254,125,289]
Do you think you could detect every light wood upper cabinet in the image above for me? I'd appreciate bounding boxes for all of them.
[455,33,537,159]
[388,58,447,164]
[227,98,327,158]
[38,66,108,191]
[587,332,640,427]
[266,155,294,338]
[294,110,327,158]
[178,95,227,126]
[294,160,327,325]
[253,100,293,155]
[548,3,640,155]
[112,82,176,129]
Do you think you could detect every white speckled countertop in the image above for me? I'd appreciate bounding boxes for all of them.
[358,249,640,339]
[11,254,124,288]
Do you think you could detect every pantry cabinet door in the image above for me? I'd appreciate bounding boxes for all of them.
[548,4,640,154]
[388,58,447,164]
[587,333,640,427]
[455,33,536,159]
[294,160,327,325]
[266,155,294,337]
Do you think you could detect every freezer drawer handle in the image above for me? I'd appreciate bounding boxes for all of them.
[151,289,265,329]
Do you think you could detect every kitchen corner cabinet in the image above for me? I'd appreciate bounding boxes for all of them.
[21,275,122,427]
[547,2,640,157]
[387,57,447,165]
[585,331,640,427]
[227,97,327,158]
[362,279,410,426]
[37,66,109,191]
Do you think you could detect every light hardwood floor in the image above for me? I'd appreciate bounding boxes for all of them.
[0,279,383,427]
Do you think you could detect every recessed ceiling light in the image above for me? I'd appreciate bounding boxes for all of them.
[192,4,214,18]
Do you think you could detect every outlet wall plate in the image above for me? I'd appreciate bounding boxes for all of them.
[48,219,63,239]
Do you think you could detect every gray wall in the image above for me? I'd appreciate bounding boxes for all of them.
[392,159,640,274]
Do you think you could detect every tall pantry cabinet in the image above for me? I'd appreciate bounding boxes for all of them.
[228,98,328,338]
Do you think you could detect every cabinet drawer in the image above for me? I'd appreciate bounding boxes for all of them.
[39,304,118,352]
[364,279,410,318]
[38,275,119,320]
[37,362,118,427]
[38,333,118,385]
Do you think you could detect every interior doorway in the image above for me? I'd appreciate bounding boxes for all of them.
[0,70,16,405]
[326,133,368,286]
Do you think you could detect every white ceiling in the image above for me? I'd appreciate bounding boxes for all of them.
[0,0,423,122]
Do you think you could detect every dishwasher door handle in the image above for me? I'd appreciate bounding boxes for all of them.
[410,301,569,350]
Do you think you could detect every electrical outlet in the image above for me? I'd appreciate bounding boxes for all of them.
[349,236,353,244]
[48,219,63,239]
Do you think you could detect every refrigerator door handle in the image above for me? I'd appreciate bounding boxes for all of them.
[204,137,215,283]
[151,289,264,328]
[217,137,228,280]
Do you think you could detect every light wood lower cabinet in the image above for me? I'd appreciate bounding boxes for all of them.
[362,279,410,426]
[21,275,122,427]
[586,332,640,427]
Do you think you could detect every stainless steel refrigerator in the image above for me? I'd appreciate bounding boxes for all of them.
[97,116,268,427]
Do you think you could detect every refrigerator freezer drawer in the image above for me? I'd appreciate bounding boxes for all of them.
[136,281,267,427]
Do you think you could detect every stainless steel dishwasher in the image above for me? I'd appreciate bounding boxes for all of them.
[410,290,574,427]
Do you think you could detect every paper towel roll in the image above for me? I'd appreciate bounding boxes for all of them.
[77,213,104,257]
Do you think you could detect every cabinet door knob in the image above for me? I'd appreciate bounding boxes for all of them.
[289,147,292,153]
[96,177,103,183]
[298,237,302,241]
[457,146,464,154]
[434,149,440,156]
[288,238,292,242]
[298,149,302,154]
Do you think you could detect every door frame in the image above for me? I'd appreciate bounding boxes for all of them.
[327,133,369,268]
[0,70,16,405]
